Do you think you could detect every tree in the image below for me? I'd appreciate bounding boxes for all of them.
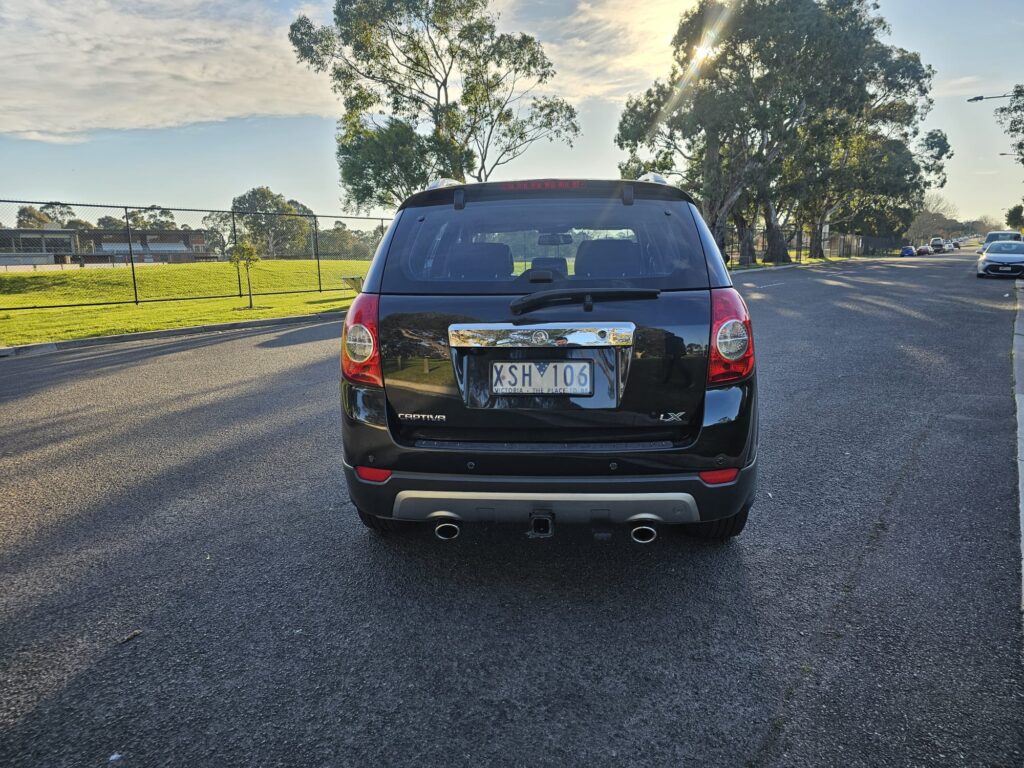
[776,33,947,258]
[616,0,947,262]
[995,84,1024,167]
[16,206,51,229]
[121,207,178,230]
[966,215,1004,234]
[289,0,579,206]
[65,218,95,230]
[317,220,380,261]
[39,203,75,227]
[143,208,178,230]
[229,240,261,309]
[922,192,958,220]
[337,119,446,209]
[96,215,127,229]
[617,0,883,252]
[1007,203,1024,231]
[231,187,311,258]
[201,211,233,259]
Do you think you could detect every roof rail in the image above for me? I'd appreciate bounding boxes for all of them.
[635,172,670,185]
[424,178,463,191]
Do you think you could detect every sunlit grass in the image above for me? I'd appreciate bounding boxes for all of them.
[0,259,370,346]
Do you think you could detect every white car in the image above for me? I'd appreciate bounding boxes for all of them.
[976,230,1023,254]
[977,241,1024,278]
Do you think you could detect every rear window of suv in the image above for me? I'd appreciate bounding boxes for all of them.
[380,198,709,294]
[985,232,1023,243]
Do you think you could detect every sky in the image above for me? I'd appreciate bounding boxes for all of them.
[0,0,1021,222]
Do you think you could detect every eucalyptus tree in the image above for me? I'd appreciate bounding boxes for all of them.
[783,32,950,258]
[995,85,1024,167]
[616,0,879,254]
[290,0,580,207]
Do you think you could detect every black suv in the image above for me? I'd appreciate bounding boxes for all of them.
[341,178,757,543]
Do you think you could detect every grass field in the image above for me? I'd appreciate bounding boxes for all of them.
[0,259,369,346]
[0,251,888,346]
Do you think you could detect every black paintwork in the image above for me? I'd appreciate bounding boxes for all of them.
[376,291,714,446]
[342,180,757,524]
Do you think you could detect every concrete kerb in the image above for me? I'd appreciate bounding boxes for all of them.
[0,310,346,360]
[1014,279,1024,620]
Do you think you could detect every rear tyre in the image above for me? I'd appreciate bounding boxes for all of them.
[683,504,750,541]
[357,509,415,535]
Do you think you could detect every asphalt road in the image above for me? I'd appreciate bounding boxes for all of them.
[1,253,1022,767]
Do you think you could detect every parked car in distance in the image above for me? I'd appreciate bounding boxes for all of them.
[899,245,916,257]
[916,244,934,256]
[977,240,1024,278]
[977,230,1023,254]
[341,176,758,544]
[944,240,955,252]
[930,237,946,253]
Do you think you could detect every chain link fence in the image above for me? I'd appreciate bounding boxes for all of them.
[0,200,390,311]
[0,199,908,311]
[719,225,903,266]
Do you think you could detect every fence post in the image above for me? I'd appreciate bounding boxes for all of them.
[231,211,241,298]
[124,207,139,304]
[312,216,322,292]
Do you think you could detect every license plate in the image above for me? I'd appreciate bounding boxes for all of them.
[491,361,593,395]
[999,266,1012,271]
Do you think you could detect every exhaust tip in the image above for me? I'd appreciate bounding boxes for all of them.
[434,521,460,541]
[630,525,657,544]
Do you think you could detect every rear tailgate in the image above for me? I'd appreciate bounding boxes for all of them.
[374,181,714,448]
[379,291,710,446]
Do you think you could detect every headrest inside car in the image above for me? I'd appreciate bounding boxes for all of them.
[445,242,513,280]
[530,256,568,276]
[574,239,642,278]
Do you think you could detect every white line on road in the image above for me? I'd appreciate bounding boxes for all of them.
[755,282,785,289]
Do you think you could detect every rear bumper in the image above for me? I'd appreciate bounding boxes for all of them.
[343,459,756,525]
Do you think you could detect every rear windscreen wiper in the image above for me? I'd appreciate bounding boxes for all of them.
[510,287,660,315]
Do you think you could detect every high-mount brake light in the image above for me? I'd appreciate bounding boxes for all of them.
[498,180,588,192]
[342,293,383,387]
[707,288,755,385]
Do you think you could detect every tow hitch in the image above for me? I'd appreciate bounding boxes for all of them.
[528,512,554,539]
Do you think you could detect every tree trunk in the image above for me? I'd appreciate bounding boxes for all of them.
[711,214,729,259]
[810,217,826,261]
[733,210,756,267]
[762,201,791,264]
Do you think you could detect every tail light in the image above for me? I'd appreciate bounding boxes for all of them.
[342,293,383,387]
[699,468,739,485]
[355,466,391,482]
[707,288,754,385]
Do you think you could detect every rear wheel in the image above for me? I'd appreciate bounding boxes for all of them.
[683,504,750,541]
[357,509,415,535]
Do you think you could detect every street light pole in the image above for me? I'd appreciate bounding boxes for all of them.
[967,94,1012,102]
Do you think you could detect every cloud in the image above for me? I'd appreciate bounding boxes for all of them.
[932,75,984,98]
[0,0,691,143]
[501,0,694,103]
[0,0,338,142]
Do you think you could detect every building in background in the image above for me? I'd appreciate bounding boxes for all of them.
[77,229,213,264]
[0,228,78,267]
[0,227,214,267]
